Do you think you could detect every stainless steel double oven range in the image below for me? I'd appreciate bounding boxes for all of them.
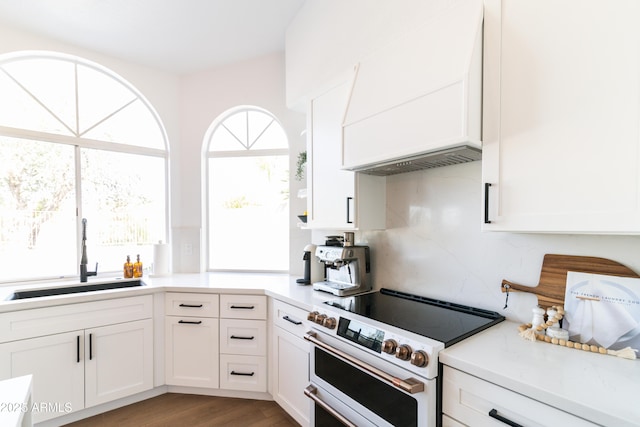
[304,288,504,427]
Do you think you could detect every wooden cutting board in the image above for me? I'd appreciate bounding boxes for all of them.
[501,254,640,307]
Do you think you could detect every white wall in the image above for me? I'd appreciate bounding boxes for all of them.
[357,162,640,324]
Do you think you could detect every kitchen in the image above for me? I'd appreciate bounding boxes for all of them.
[1,0,640,426]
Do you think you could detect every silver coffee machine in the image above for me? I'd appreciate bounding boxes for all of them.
[312,245,371,296]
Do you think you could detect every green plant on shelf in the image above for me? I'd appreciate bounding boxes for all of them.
[295,151,306,181]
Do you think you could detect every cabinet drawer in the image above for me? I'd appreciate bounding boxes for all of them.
[165,292,219,318]
[219,354,267,392]
[443,366,598,426]
[220,319,266,356]
[0,295,152,342]
[273,299,311,340]
[220,294,266,319]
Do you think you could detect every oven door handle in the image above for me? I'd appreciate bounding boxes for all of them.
[304,331,425,394]
[304,385,357,427]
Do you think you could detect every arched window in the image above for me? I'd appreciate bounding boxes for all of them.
[204,106,289,271]
[0,51,169,282]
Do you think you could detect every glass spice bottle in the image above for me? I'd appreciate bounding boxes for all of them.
[133,254,143,278]
[124,255,134,278]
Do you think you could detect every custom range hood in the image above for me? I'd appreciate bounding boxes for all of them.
[342,0,483,176]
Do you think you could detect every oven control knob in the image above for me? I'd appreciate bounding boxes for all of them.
[314,314,327,325]
[307,311,319,322]
[410,350,429,367]
[395,344,412,361]
[322,317,337,329]
[381,339,398,354]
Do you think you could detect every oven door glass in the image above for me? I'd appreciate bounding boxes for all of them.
[315,346,418,427]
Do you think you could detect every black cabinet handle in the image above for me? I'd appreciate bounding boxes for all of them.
[77,335,80,363]
[179,320,203,325]
[89,333,93,360]
[346,197,353,224]
[489,409,522,427]
[484,182,492,224]
[179,303,203,308]
[283,315,302,325]
[230,371,255,376]
[230,335,254,340]
[230,305,255,310]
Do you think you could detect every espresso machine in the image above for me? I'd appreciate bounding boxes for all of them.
[312,244,371,296]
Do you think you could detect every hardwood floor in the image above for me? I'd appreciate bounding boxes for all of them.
[64,393,300,427]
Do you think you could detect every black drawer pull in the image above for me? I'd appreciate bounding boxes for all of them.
[77,335,80,363]
[283,315,302,325]
[178,320,203,325]
[230,371,255,376]
[489,409,522,427]
[179,303,203,308]
[89,333,93,360]
[230,305,255,310]
[230,335,254,340]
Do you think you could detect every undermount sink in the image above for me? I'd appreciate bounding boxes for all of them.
[6,280,145,301]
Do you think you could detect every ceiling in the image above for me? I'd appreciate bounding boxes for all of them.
[0,0,305,74]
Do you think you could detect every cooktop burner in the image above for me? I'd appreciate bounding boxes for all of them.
[324,288,504,347]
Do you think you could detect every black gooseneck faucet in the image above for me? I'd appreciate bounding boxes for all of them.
[80,218,98,282]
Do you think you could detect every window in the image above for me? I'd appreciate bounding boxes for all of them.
[205,107,289,271]
[0,51,169,283]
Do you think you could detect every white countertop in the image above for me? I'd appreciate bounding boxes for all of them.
[0,272,334,313]
[440,320,640,427]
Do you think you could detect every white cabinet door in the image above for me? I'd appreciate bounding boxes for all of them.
[85,319,153,407]
[165,317,219,388]
[482,0,640,233]
[308,82,385,230]
[272,326,310,427]
[0,331,84,423]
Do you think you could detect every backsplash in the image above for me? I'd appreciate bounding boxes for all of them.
[353,161,640,324]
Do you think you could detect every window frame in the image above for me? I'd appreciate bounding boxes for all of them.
[0,50,170,284]
[203,105,289,272]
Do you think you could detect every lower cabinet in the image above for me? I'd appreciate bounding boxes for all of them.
[165,317,219,388]
[85,319,153,407]
[219,295,268,393]
[165,292,220,388]
[442,365,598,426]
[271,299,311,427]
[0,331,84,423]
[0,297,153,424]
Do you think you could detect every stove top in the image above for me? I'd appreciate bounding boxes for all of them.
[324,288,504,347]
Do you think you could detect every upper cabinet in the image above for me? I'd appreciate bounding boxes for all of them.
[482,0,640,233]
[307,82,385,230]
